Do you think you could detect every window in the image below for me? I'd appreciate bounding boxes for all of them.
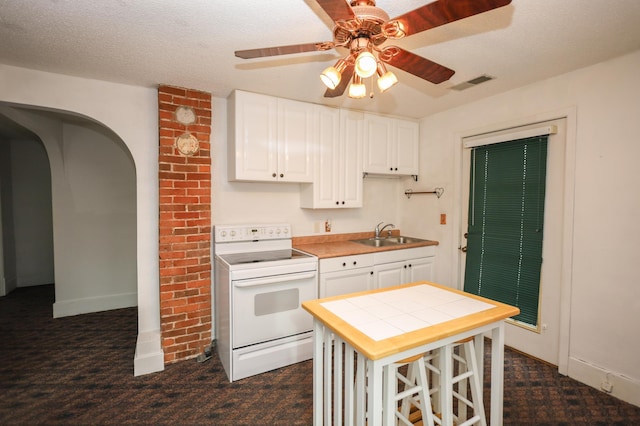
[463,135,548,327]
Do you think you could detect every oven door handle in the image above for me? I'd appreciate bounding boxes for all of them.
[233,271,317,288]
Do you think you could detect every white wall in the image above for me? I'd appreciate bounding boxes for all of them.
[211,96,408,235]
[0,64,162,376]
[10,137,54,287]
[53,122,137,315]
[404,49,640,405]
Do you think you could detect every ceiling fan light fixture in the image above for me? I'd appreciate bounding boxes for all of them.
[377,70,398,93]
[236,0,513,99]
[320,58,347,89]
[348,74,366,99]
[320,67,340,89]
[354,51,377,78]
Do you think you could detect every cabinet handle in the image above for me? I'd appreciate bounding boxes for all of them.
[389,167,393,171]
[280,173,284,178]
[353,261,357,266]
[404,265,407,269]
[370,271,374,275]
[408,264,412,268]
[272,173,277,178]
[335,201,339,205]
[342,262,346,267]
[394,167,398,171]
[341,201,345,205]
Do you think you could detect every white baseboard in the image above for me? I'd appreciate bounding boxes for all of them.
[53,291,137,318]
[568,356,640,407]
[134,330,164,376]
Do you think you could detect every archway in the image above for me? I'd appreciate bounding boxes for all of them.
[0,105,137,317]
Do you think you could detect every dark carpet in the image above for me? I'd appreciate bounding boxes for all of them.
[1,285,639,425]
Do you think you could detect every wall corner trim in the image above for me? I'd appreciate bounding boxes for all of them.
[134,330,165,376]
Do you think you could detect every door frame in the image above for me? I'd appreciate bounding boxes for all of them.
[452,107,577,375]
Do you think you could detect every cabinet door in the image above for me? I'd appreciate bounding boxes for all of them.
[300,108,361,209]
[229,91,278,181]
[320,268,374,298]
[340,110,364,208]
[406,257,434,282]
[395,119,419,175]
[374,261,405,289]
[363,114,394,174]
[277,99,315,182]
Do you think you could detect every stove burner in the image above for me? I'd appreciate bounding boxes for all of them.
[219,249,312,266]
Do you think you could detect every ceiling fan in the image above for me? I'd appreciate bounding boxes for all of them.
[235,0,512,98]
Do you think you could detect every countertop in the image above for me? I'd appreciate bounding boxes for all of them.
[292,231,438,259]
[302,281,519,360]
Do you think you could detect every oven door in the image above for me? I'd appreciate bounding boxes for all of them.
[231,270,317,348]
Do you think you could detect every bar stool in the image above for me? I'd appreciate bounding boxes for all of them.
[392,353,436,426]
[425,338,487,426]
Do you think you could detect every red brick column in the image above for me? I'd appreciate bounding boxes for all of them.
[158,85,212,364]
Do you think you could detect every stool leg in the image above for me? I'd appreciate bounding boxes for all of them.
[463,340,486,426]
[430,340,491,426]
[398,363,414,421]
[415,357,436,426]
[394,357,435,426]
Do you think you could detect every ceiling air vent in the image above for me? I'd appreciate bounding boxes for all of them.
[450,74,495,91]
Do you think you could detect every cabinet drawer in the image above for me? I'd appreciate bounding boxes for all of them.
[372,246,435,264]
[319,254,374,273]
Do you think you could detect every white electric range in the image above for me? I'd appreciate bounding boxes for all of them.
[213,223,318,382]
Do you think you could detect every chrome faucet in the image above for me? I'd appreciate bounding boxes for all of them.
[374,222,395,239]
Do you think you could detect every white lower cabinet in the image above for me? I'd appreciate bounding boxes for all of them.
[318,246,436,297]
[319,254,374,298]
[373,246,435,289]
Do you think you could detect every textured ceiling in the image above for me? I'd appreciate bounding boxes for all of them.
[1,0,640,119]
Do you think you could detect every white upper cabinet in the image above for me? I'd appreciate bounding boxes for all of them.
[363,113,419,176]
[228,90,315,182]
[300,108,363,209]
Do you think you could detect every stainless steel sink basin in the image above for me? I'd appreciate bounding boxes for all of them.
[385,236,424,244]
[351,236,425,247]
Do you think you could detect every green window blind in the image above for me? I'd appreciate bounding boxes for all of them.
[463,135,548,327]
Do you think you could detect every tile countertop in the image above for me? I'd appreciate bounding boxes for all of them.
[292,231,439,259]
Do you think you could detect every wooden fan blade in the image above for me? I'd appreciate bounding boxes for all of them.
[315,0,356,23]
[324,64,354,98]
[235,42,334,59]
[388,0,512,38]
[380,47,454,84]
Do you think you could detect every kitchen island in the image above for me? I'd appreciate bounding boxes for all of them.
[302,281,519,426]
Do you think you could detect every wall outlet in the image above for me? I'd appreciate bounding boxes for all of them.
[440,213,447,225]
[324,219,332,233]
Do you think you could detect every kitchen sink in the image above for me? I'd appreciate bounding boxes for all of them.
[351,236,426,247]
